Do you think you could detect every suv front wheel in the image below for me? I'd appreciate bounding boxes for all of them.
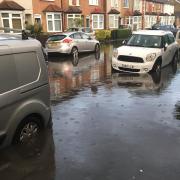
[153,60,161,74]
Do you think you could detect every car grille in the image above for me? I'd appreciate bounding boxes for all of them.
[119,67,140,73]
[118,55,144,63]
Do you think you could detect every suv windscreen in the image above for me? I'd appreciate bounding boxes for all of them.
[48,35,66,42]
[127,34,162,48]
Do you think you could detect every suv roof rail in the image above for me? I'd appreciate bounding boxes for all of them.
[0,27,30,40]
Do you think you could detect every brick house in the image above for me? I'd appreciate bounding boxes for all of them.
[121,0,175,30]
[32,0,63,33]
[144,0,175,29]
[105,0,120,29]
[174,0,180,27]
[0,0,33,32]
[120,0,144,30]
[62,0,105,31]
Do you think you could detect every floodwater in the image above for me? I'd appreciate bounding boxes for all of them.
[1,42,180,180]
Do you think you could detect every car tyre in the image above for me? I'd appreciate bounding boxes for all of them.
[13,116,42,145]
[94,44,100,52]
[71,47,78,58]
[153,61,161,74]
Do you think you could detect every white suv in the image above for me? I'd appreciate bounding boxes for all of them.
[112,30,179,74]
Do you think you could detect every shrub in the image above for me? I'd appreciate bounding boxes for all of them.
[95,30,111,41]
[26,22,43,37]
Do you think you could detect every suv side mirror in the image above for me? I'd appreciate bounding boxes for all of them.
[122,40,127,45]
[88,36,92,40]
[164,43,168,51]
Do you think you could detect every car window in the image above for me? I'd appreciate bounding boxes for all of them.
[0,54,18,94]
[81,33,90,39]
[127,34,162,48]
[168,34,175,44]
[71,33,82,39]
[48,35,66,42]
[14,52,40,86]
[163,35,170,45]
[84,28,91,33]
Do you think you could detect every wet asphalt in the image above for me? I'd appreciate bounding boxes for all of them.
[1,42,180,180]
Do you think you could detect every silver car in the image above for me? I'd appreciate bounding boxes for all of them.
[45,32,100,55]
[0,33,51,148]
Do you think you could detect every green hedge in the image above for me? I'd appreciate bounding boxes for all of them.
[111,29,132,40]
[95,29,132,41]
[95,30,111,41]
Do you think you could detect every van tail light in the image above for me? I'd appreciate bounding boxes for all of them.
[63,38,73,43]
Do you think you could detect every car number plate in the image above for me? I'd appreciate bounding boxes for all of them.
[122,64,134,69]
[48,42,59,48]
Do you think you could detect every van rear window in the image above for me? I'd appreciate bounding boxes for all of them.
[48,35,66,42]
[14,52,40,86]
[0,55,18,94]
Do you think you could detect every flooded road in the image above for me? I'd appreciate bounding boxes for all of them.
[1,42,180,180]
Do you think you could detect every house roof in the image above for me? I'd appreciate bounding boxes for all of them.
[65,6,82,13]
[43,4,62,12]
[133,10,142,16]
[0,1,25,11]
[108,9,120,14]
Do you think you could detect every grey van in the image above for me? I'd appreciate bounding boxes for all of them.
[0,33,51,148]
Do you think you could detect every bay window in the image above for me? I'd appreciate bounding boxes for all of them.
[1,12,23,33]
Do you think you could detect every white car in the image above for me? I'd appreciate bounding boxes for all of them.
[112,30,179,74]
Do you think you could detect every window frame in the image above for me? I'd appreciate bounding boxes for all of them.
[109,14,119,29]
[1,11,23,33]
[92,14,104,30]
[111,0,118,8]
[46,12,62,32]
[123,0,129,8]
[89,0,98,6]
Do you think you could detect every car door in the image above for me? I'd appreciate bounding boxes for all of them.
[80,33,91,51]
[71,33,83,52]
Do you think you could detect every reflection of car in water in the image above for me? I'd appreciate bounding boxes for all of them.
[49,51,102,78]
[48,51,105,101]
[112,62,177,94]
[0,129,55,180]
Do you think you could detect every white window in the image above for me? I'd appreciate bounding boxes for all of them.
[134,0,141,11]
[1,12,23,33]
[46,13,62,32]
[92,14,104,29]
[67,14,82,28]
[111,0,118,7]
[123,0,129,8]
[89,0,98,5]
[109,15,119,28]
[69,0,80,6]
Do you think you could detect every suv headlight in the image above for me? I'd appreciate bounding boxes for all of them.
[113,48,118,58]
[146,53,156,62]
